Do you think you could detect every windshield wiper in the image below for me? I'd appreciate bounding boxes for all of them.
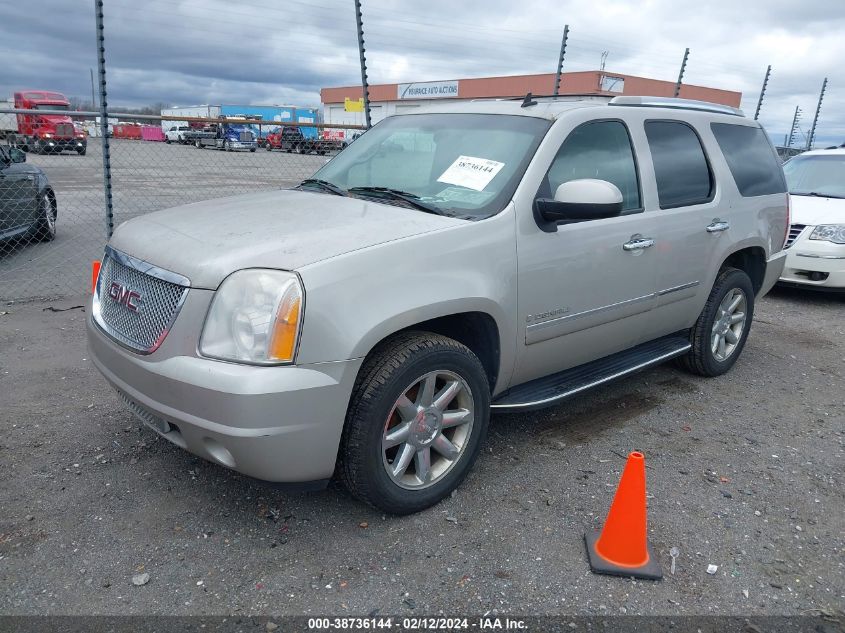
[298,178,346,196]
[348,186,445,215]
[792,191,845,199]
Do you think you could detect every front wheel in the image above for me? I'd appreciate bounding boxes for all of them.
[339,332,490,515]
[77,147,86,156]
[678,267,754,377]
[33,192,56,242]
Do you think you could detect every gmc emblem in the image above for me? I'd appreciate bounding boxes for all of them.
[107,281,142,313]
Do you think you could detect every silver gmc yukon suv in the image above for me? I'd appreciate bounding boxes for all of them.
[88,95,789,514]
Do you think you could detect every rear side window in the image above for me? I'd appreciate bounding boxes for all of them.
[710,123,786,196]
[645,121,713,208]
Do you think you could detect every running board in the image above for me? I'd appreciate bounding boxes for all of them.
[491,335,691,412]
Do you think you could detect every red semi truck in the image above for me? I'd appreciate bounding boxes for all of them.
[2,90,87,155]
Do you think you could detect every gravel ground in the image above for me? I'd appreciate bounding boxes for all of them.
[0,286,843,618]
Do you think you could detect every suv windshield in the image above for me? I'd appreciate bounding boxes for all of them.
[312,113,551,218]
[783,154,845,198]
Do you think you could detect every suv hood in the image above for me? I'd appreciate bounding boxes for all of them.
[789,193,845,225]
[109,189,463,288]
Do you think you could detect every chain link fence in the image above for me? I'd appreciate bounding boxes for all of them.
[0,108,362,301]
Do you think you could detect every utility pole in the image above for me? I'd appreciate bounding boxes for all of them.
[353,0,371,128]
[90,68,96,110]
[553,25,569,96]
[787,106,802,150]
[753,65,771,121]
[806,77,828,150]
[673,48,689,98]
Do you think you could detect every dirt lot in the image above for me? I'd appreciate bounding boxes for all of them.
[0,286,843,619]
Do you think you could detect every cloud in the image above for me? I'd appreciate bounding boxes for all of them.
[0,0,841,145]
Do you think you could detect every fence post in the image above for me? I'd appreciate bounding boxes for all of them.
[94,0,115,239]
[353,0,372,129]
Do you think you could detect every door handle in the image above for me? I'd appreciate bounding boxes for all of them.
[623,236,655,251]
[706,219,730,233]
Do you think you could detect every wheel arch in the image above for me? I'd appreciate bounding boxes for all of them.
[351,306,505,395]
[719,245,766,295]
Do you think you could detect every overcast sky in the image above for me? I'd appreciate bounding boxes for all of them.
[1,0,842,146]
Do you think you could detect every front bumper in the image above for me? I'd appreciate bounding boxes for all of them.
[87,290,362,483]
[37,138,86,152]
[227,141,256,150]
[780,233,845,289]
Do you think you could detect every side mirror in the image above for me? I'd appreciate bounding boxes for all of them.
[534,179,623,232]
[9,147,26,164]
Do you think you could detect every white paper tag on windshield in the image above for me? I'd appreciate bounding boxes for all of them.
[437,156,505,192]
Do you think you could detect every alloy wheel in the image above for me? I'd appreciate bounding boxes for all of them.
[382,370,474,490]
[711,288,747,362]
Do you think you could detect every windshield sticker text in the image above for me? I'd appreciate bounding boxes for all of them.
[437,156,505,192]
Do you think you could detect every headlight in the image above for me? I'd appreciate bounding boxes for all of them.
[199,269,303,365]
[809,225,845,245]
[41,133,53,139]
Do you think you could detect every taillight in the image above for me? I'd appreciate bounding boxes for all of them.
[782,193,791,250]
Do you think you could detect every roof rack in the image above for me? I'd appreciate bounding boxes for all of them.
[505,93,614,102]
[608,96,744,117]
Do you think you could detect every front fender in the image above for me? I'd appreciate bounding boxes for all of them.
[296,208,518,392]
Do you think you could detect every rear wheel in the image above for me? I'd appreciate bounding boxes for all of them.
[678,267,754,377]
[339,332,490,515]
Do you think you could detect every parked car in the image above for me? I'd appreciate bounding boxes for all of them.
[0,144,57,244]
[165,125,191,144]
[779,148,845,290]
[265,126,324,154]
[88,96,787,514]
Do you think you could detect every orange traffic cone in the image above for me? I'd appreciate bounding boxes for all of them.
[91,260,101,294]
[585,451,662,580]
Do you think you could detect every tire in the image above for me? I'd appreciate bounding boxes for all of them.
[224,140,231,152]
[77,147,86,156]
[339,332,490,515]
[33,191,57,242]
[166,138,171,144]
[678,267,754,377]
[195,140,202,149]
[266,144,272,151]
[250,148,256,153]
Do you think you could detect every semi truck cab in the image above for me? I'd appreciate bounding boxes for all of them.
[8,91,87,155]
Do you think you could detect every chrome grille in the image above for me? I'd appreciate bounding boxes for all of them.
[784,224,806,249]
[239,131,253,142]
[95,251,188,353]
[55,123,74,137]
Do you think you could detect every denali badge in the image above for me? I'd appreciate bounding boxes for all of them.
[107,281,142,313]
